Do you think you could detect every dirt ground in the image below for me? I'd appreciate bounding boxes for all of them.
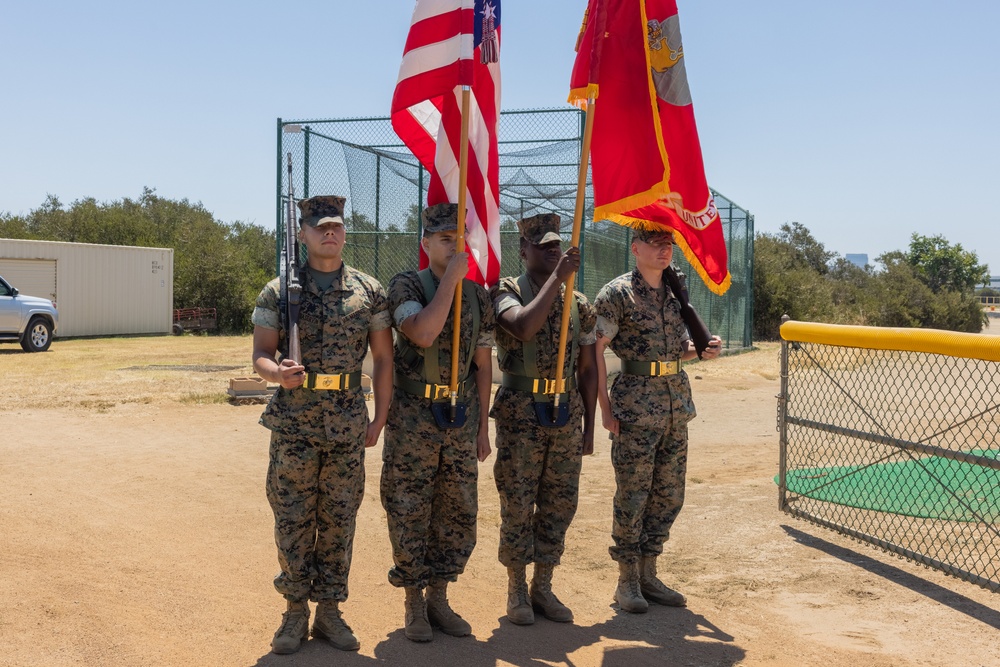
[1,336,997,667]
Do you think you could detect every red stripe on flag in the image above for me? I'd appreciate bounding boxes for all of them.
[390,66,455,129]
[402,9,473,55]
[391,110,437,174]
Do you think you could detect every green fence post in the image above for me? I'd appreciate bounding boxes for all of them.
[375,154,381,280]
[275,118,283,276]
[726,200,734,348]
[303,126,311,199]
[417,165,424,264]
[747,213,755,347]
[624,227,632,277]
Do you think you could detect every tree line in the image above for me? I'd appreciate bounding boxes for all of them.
[753,222,988,339]
[2,193,989,338]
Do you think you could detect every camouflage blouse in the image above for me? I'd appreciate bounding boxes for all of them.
[491,273,597,378]
[388,270,495,391]
[594,268,696,429]
[252,264,390,439]
[490,273,596,428]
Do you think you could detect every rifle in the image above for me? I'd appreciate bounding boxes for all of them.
[280,153,302,363]
[664,265,712,359]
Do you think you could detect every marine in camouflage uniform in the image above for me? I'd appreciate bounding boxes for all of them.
[380,203,495,642]
[252,195,394,653]
[594,226,721,613]
[490,213,597,625]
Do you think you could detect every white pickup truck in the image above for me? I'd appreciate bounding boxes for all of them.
[0,275,59,352]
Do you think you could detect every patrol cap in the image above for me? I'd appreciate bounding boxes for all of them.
[422,203,460,235]
[633,226,675,244]
[517,213,562,245]
[298,195,346,227]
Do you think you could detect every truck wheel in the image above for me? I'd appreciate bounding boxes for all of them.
[20,317,53,352]
[172,323,184,336]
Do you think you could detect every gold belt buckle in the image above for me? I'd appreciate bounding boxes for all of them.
[532,378,566,395]
[314,373,344,390]
[653,361,679,376]
[426,384,451,400]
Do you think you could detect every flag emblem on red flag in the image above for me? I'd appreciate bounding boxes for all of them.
[391,0,502,287]
[570,0,730,294]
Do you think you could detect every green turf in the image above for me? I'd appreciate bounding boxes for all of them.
[779,449,1000,522]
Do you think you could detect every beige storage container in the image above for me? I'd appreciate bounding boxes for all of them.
[0,238,173,337]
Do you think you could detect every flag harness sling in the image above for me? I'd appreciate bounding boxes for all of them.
[394,268,480,429]
[497,274,579,428]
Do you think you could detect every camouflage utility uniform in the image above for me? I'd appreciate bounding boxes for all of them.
[594,268,696,564]
[380,270,495,589]
[491,275,596,567]
[253,265,390,603]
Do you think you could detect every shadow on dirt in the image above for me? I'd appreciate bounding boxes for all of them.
[249,605,744,667]
[782,524,1000,630]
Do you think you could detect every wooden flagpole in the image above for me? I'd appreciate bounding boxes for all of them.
[551,95,596,416]
[449,86,472,418]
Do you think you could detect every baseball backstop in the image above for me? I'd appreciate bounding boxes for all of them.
[276,108,754,351]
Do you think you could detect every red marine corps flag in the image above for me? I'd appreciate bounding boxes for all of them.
[569,0,730,294]
[392,0,502,287]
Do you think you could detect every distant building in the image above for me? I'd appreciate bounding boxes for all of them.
[845,253,869,268]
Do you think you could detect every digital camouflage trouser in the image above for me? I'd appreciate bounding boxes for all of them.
[609,419,688,563]
[380,388,480,589]
[493,391,583,567]
[266,427,366,602]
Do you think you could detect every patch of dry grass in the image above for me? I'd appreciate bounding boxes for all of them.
[0,336,784,412]
[0,335,256,411]
[179,392,232,405]
[685,341,781,381]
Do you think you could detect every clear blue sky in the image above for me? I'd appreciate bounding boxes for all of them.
[2,1,998,273]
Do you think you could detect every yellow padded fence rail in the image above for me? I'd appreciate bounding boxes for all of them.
[780,321,1000,363]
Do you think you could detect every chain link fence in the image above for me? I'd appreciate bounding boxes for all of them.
[277,109,753,349]
[778,321,1000,592]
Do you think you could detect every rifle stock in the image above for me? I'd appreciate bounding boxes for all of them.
[664,266,712,359]
[282,153,302,363]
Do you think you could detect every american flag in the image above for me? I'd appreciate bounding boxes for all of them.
[391,0,502,287]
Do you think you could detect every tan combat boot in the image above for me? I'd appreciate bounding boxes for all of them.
[270,600,310,654]
[614,561,649,614]
[530,563,573,623]
[312,600,360,651]
[640,555,687,607]
[506,566,534,625]
[426,581,472,637]
[403,587,433,642]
